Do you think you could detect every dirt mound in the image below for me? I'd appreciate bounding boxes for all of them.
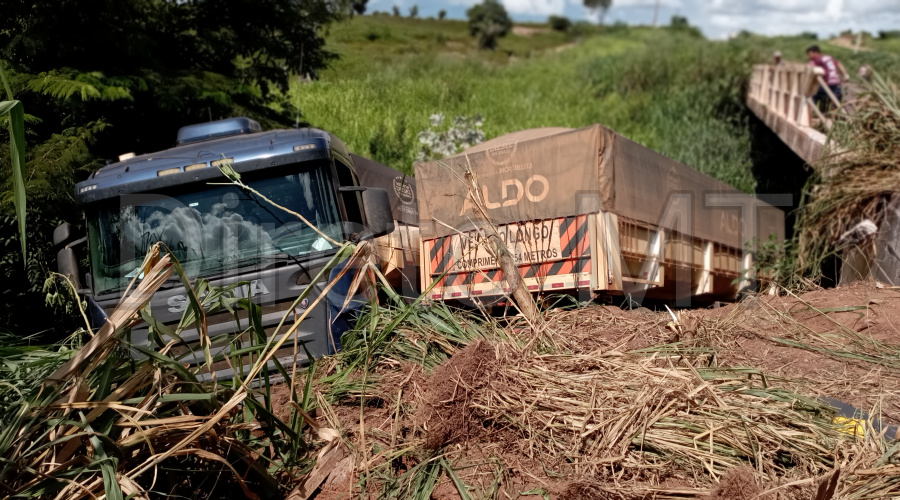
[708,281,900,422]
[708,467,765,500]
[297,281,900,498]
[418,340,497,449]
[555,480,649,499]
[538,281,900,424]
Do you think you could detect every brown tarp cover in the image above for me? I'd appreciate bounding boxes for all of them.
[415,124,784,248]
[351,153,419,225]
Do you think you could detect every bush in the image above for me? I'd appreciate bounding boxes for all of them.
[671,15,689,28]
[669,15,703,38]
[416,113,485,161]
[368,118,412,170]
[549,15,572,32]
[879,30,900,39]
[571,20,601,37]
[466,0,512,50]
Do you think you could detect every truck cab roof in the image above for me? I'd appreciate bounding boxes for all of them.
[75,118,352,205]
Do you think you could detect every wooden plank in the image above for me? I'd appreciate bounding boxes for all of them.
[873,194,900,285]
[695,241,714,295]
[590,212,606,290]
[738,253,754,293]
[605,212,623,291]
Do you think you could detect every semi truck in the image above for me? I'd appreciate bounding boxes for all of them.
[415,125,785,306]
[56,119,785,378]
[54,117,420,379]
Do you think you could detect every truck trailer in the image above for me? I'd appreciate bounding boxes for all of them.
[415,125,785,305]
[55,117,420,379]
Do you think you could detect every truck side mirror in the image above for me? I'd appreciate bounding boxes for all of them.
[53,222,76,248]
[361,187,395,238]
[57,247,83,290]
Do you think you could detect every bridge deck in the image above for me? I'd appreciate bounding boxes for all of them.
[746,63,826,164]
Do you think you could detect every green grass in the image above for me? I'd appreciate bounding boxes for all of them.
[294,17,641,174]
[293,16,900,193]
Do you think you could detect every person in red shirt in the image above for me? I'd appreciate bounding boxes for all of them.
[807,44,850,111]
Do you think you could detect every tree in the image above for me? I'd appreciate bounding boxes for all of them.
[583,0,612,25]
[669,15,701,36]
[0,0,345,335]
[670,15,689,28]
[409,5,418,18]
[1,0,344,165]
[392,5,401,16]
[548,15,572,32]
[352,1,367,15]
[466,0,512,50]
[439,9,447,20]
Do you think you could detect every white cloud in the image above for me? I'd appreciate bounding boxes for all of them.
[610,0,681,6]
[696,0,898,37]
[502,0,567,15]
[371,0,899,38]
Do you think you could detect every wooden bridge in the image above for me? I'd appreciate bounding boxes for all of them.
[746,62,829,164]
[747,63,900,285]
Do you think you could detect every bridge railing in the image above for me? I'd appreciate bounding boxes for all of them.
[748,63,820,128]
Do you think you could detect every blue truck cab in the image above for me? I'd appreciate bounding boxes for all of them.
[54,117,418,378]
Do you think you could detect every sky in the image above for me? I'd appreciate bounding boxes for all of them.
[365,0,900,39]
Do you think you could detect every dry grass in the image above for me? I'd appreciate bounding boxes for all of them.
[0,240,379,499]
[798,72,900,274]
[319,284,900,499]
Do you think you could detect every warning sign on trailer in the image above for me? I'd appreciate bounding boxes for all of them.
[450,220,562,273]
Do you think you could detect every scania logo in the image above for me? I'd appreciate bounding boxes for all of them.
[166,279,271,313]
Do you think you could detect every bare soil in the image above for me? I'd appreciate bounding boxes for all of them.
[708,467,765,500]
[512,26,550,37]
[275,281,900,499]
[705,281,900,422]
[418,340,497,449]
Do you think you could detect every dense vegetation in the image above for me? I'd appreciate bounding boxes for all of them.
[293,15,900,191]
[3,8,900,334]
[0,0,347,335]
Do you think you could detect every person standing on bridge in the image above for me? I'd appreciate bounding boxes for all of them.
[806,45,850,111]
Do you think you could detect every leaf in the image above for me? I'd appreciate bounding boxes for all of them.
[441,457,474,500]
[520,489,551,500]
[815,306,868,313]
[0,60,26,263]
[85,419,125,500]
[0,107,27,262]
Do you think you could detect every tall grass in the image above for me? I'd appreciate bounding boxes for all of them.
[294,18,900,198]
[583,33,760,192]
[293,24,759,188]
[797,72,900,276]
[292,31,643,174]
[0,239,370,499]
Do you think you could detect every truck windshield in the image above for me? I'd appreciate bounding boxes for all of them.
[88,164,342,294]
